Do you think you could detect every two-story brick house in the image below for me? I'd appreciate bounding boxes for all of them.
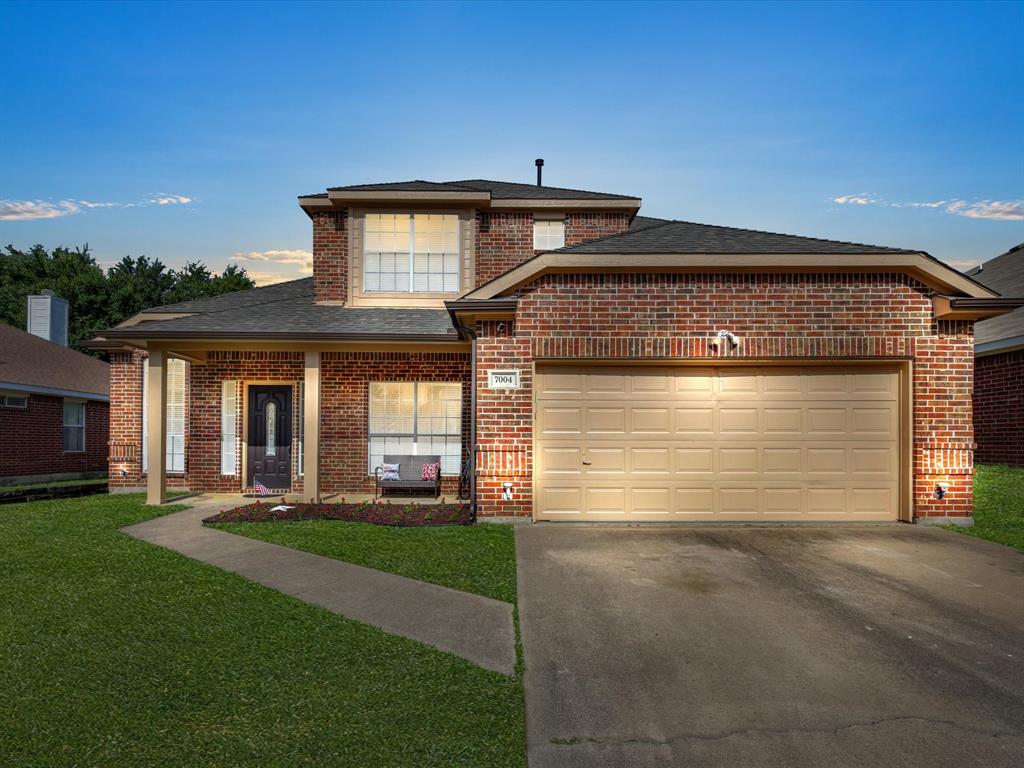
[93,174,1018,524]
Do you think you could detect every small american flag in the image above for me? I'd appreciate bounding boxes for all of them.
[254,480,270,496]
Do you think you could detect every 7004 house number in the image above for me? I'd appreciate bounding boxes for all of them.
[487,370,521,389]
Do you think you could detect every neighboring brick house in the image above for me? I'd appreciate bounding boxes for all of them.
[91,174,1018,524]
[967,243,1024,466]
[0,298,109,485]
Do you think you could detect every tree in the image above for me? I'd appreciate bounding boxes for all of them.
[0,244,256,355]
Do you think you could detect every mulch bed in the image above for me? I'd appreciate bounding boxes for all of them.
[203,498,472,526]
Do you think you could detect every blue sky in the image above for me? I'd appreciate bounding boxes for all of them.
[1,1,1021,284]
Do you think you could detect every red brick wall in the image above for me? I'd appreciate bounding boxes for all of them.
[475,211,534,286]
[108,349,471,497]
[564,211,631,247]
[108,350,189,490]
[0,393,108,480]
[974,349,1024,466]
[320,351,471,496]
[474,272,975,520]
[474,210,632,287]
[313,209,348,303]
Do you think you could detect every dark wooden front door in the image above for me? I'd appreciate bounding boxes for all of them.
[247,386,292,490]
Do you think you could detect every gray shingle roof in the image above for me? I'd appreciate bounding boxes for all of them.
[107,278,457,340]
[316,178,639,201]
[443,179,639,200]
[143,278,314,314]
[967,242,1024,347]
[554,218,917,255]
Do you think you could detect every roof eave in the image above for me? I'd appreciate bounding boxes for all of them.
[463,251,999,301]
[933,295,1024,321]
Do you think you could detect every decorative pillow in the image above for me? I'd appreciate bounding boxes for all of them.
[380,463,400,481]
[421,462,440,481]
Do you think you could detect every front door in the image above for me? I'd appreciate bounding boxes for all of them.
[247,385,292,490]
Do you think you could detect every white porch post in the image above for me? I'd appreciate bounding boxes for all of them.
[145,349,168,505]
[303,351,321,502]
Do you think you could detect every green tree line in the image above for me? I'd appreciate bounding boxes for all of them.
[0,244,255,354]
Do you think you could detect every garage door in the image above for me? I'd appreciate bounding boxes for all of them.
[535,365,902,521]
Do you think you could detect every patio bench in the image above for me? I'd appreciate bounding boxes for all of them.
[374,454,442,500]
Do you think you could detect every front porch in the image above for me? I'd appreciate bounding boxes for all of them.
[134,348,472,506]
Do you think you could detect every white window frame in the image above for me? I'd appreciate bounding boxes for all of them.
[367,382,462,475]
[0,393,28,408]
[63,399,85,452]
[533,216,565,250]
[363,213,460,294]
[142,357,187,474]
[221,380,238,476]
[297,381,304,477]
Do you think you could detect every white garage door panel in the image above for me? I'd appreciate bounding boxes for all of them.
[535,365,901,521]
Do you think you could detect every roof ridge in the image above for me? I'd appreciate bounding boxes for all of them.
[326,179,476,192]
[445,178,639,200]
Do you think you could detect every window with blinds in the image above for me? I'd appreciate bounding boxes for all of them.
[221,381,237,475]
[142,357,187,474]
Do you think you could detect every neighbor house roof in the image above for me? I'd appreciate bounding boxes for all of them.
[101,279,459,342]
[0,323,109,400]
[967,242,1024,352]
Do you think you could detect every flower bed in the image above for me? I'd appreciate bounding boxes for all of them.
[202,498,472,527]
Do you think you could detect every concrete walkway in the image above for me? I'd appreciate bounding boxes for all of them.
[123,502,516,675]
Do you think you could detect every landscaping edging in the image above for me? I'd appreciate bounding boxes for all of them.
[0,482,109,505]
[203,499,472,526]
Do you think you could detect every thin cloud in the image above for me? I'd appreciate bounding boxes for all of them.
[245,270,297,287]
[946,200,1024,222]
[148,194,193,206]
[0,199,81,221]
[832,194,880,206]
[234,249,313,274]
[943,258,982,272]
[834,193,1024,222]
[0,193,194,221]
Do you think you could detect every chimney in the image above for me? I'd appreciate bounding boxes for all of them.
[535,158,544,186]
[27,290,69,346]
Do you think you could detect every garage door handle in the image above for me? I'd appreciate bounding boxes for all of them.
[582,459,592,465]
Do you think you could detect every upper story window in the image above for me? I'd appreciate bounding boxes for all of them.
[533,217,565,250]
[364,213,460,293]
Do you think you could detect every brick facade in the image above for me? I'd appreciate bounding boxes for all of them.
[974,349,1024,466]
[473,272,975,520]
[475,210,633,286]
[564,211,632,247]
[108,349,470,498]
[320,352,471,496]
[0,393,108,481]
[312,209,348,303]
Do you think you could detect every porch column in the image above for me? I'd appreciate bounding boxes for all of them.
[303,351,320,502]
[145,349,167,505]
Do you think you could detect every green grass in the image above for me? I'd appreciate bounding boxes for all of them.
[0,494,525,767]
[0,477,108,494]
[949,464,1024,552]
[212,519,518,604]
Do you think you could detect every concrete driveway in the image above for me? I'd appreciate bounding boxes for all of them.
[516,525,1024,768]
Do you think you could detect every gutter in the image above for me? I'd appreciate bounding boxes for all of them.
[100,330,462,342]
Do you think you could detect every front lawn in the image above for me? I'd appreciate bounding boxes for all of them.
[0,494,525,767]
[952,464,1024,552]
[211,518,518,604]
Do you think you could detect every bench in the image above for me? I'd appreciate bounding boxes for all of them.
[374,454,442,500]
